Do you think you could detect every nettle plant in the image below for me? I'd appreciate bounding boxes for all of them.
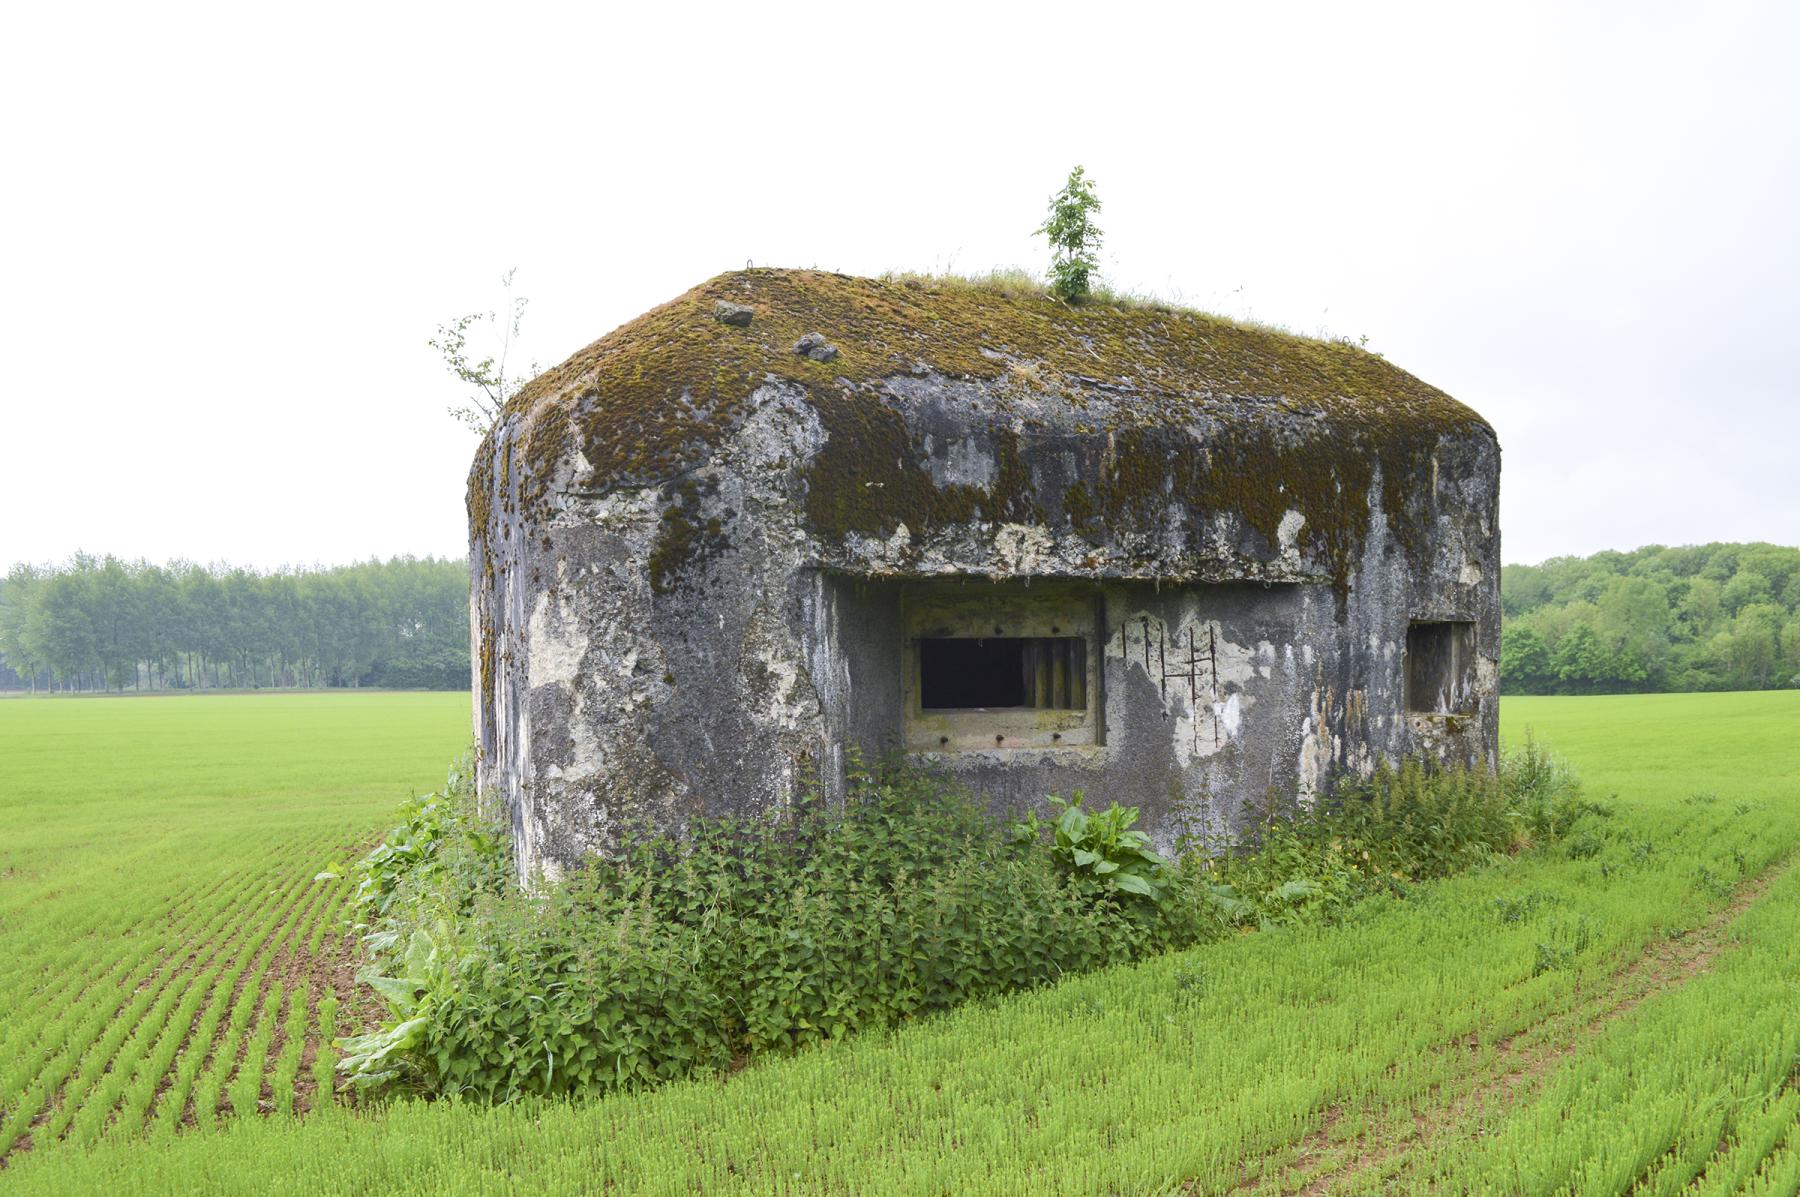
[342,762,1226,1102]
[349,760,508,931]
[339,749,1592,1104]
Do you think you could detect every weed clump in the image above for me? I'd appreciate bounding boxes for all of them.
[1199,739,1593,930]
[342,761,1229,1099]
[343,743,1593,1102]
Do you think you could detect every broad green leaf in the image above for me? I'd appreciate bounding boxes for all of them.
[363,974,426,1009]
[1275,878,1321,901]
[1112,872,1155,897]
[404,927,437,979]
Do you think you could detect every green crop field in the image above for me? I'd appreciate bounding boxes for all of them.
[0,694,468,1164]
[1,690,1797,1194]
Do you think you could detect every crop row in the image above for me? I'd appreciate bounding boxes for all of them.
[0,845,303,1155]
[0,831,354,1158]
[144,857,344,1138]
[8,774,1791,1193]
[0,851,270,1074]
[0,690,473,1175]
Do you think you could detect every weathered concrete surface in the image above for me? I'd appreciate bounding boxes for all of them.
[470,270,1500,881]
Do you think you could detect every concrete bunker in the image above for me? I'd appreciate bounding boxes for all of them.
[469,269,1502,882]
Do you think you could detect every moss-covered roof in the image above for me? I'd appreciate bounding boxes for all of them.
[472,269,1496,602]
[499,268,1486,500]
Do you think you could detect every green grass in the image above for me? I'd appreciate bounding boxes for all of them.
[0,693,468,1158]
[2,690,1797,1193]
[877,267,1340,342]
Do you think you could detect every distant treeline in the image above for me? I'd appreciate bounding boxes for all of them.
[0,555,470,692]
[1502,543,1800,694]
[7,544,1793,697]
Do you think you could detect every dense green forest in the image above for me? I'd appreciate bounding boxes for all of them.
[0,556,469,692]
[1502,543,1800,694]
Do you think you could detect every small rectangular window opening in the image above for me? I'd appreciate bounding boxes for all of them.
[919,637,1087,710]
[1406,621,1476,714]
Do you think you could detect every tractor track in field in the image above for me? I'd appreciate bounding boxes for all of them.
[1223,855,1790,1197]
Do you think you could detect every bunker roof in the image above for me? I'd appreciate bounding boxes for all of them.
[477,269,1495,596]
[501,268,1485,492]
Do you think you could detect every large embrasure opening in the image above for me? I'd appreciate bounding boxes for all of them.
[918,636,1088,710]
[903,585,1101,751]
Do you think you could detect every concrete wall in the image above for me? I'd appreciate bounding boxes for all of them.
[813,569,1496,857]
[472,375,1500,882]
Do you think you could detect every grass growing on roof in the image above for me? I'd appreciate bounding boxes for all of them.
[467,266,1491,628]
[878,267,1329,338]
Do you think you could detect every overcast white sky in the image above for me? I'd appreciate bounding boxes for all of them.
[3,0,1795,571]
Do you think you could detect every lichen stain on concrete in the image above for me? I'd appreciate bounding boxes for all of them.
[739,603,820,733]
[991,523,1058,575]
[1296,682,1341,807]
[526,580,586,692]
[1276,508,1307,560]
[924,434,998,490]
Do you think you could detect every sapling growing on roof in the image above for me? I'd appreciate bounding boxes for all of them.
[1036,165,1104,303]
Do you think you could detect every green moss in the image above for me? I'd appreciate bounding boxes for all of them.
[478,616,496,724]
[1092,425,1378,592]
[501,269,1481,496]
[466,461,493,555]
[799,399,1047,542]
[484,268,1492,593]
[1063,481,1096,530]
[465,436,499,721]
[648,480,730,595]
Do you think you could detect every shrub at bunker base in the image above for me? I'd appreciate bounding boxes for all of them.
[343,747,1588,1102]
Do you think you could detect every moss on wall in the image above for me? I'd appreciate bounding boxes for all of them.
[799,397,1045,545]
[466,437,498,723]
[1063,480,1097,531]
[648,478,730,595]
